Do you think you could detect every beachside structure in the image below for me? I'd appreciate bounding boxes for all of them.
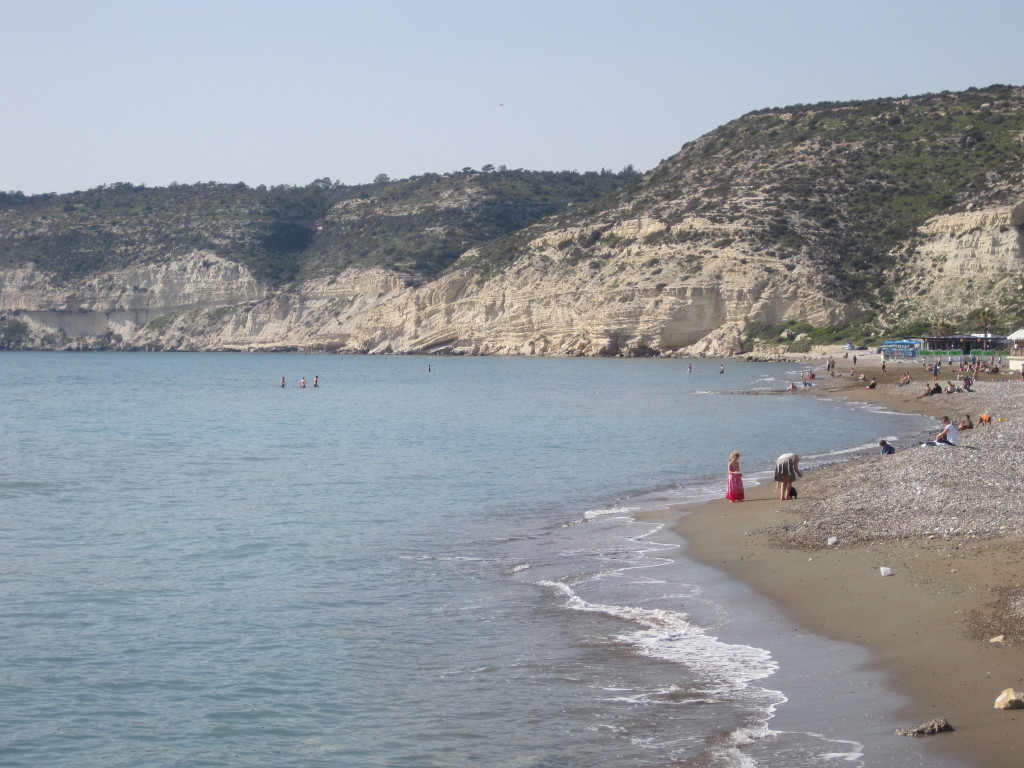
[880,339,922,359]
[1009,329,1024,372]
[920,333,1011,355]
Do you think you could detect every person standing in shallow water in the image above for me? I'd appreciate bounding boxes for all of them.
[726,451,744,502]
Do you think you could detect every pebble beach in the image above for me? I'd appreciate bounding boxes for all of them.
[779,376,1024,547]
[674,356,1024,767]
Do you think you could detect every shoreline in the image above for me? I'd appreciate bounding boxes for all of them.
[669,359,1024,766]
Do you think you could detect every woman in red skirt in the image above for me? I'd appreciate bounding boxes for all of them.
[726,451,744,502]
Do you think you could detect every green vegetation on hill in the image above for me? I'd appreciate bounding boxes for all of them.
[0,169,630,284]
[301,169,629,278]
[2,85,1023,339]
[647,86,1023,300]
[475,85,1023,312]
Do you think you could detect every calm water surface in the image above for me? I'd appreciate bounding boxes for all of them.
[0,353,962,767]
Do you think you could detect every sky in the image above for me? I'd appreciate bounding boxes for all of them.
[2,0,1022,195]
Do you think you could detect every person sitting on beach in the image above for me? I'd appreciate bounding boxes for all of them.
[898,372,913,386]
[979,413,991,425]
[787,381,797,393]
[922,416,957,446]
[879,439,895,455]
[958,414,974,430]
[961,375,974,392]
[943,380,957,394]
[864,378,877,390]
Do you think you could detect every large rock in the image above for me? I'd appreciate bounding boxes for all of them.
[894,718,954,737]
[994,688,1024,709]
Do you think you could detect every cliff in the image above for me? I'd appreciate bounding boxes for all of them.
[2,86,1023,354]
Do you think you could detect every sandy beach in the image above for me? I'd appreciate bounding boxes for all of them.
[673,356,1024,767]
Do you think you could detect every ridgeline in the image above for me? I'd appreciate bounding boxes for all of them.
[2,85,1022,354]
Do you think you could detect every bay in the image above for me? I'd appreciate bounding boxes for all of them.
[0,352,954,767]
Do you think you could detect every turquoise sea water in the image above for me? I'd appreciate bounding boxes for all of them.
[0,353,966,767]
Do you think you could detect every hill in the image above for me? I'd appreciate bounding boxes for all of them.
[1,85,1022,354]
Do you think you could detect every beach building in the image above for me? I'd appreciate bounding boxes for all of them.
[920,332,1010,356]
[880,339,921,359]
[1009,328,1024,372]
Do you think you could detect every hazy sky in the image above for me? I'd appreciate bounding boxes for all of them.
[3,0,1022,195]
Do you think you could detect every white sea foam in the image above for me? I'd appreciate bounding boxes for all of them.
[582,505,643,520]
[536,579,783,699]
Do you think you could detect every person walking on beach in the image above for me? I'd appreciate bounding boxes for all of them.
[726,451,744,502]
[774,453,801,500]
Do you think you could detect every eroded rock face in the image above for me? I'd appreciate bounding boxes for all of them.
[888,205,1024,323]
[0,240,854,355]
[1,202,1020,355]
[0,253,268,348]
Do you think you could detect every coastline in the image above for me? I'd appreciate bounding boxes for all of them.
[669,359,1024,766]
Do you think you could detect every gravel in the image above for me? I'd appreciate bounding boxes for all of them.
[771,381,1024,548]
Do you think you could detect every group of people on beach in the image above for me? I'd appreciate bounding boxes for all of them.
[725,451,802,502]
[725,349,1018,502]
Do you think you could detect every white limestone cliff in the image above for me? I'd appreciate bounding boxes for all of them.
[888,206,1024,323]
[2,203,1021,355]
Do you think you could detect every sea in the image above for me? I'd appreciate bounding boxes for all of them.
[0,352,970,768]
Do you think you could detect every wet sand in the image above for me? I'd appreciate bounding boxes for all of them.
[673,359,1024,766]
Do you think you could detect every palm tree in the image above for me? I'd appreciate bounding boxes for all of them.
[976,307,996,337]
